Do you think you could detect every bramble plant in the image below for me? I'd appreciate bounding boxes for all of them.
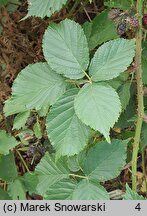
[0,0,147,200]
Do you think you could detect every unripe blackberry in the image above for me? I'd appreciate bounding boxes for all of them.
[127,17,139,28]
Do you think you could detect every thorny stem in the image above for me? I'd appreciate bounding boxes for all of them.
[132,0,144,192]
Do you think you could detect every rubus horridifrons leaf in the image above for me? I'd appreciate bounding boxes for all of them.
[83,139,128,181]
[13,111,30,130]
[4,63,66,116]
[21,172,39,195]
[89,38,135,82]
[46,89,90,159]
[44,179,109,200]
[8,178,26,200]
[0,188,11,200]
[74,83,121,142]
[118,81,131,112]
[44,179,77,200]
[71,179,109,200]
[24,0,67,19]
[0,130,19,155]
[104,0,133,10]
[83,10,118,50]
[124,184,146,200]
[43,19,89,79]
[0,153,18,181]
[35,153,70,196]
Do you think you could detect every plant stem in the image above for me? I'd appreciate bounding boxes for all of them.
[132,0,144,192]
[69,173,88,179]
[16,149,30,173]
[83,70,92,83]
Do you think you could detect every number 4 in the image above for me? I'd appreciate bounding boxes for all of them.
[135,203,141,211]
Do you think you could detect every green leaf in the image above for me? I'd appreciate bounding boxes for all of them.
[0,130,19,155]
[89,39,135,82]
[25,0,67,19]
[44,179,77,200]
[33,117,42,139]
[44,179,109,200]
[67,156,81,173]
[8,178,26,200]
[115,84,136,128]
[0,188,11,200]
[13,111,30,130]
[118,81,131,111]
[104,0,133,10]
[74,83,121,142]
[35,153,70,196]
[67,150,86,172]
[21,172,39,195]
[83,10,118,50]
[0,153,18,181]
[46,89,90,158]
[106,71,129,90]
[124,184,145,200]
[83,139,128,181]
[0,0,9,5]
[4,63,66,116]
[43,19,89,79]
[72,180,109,200]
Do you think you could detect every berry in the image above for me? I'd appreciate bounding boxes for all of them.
[127,17,139,28]
[117,22,127,35]
[143,14,147,25]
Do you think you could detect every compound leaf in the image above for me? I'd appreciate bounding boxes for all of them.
[46,89,90,159]
[74,83,121,142]
[83,139,128,181]
[43,19,89,79]
[35,153,70,196]
[89,39,135,81]
[25,0,67,19]
[4,63,66,116]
